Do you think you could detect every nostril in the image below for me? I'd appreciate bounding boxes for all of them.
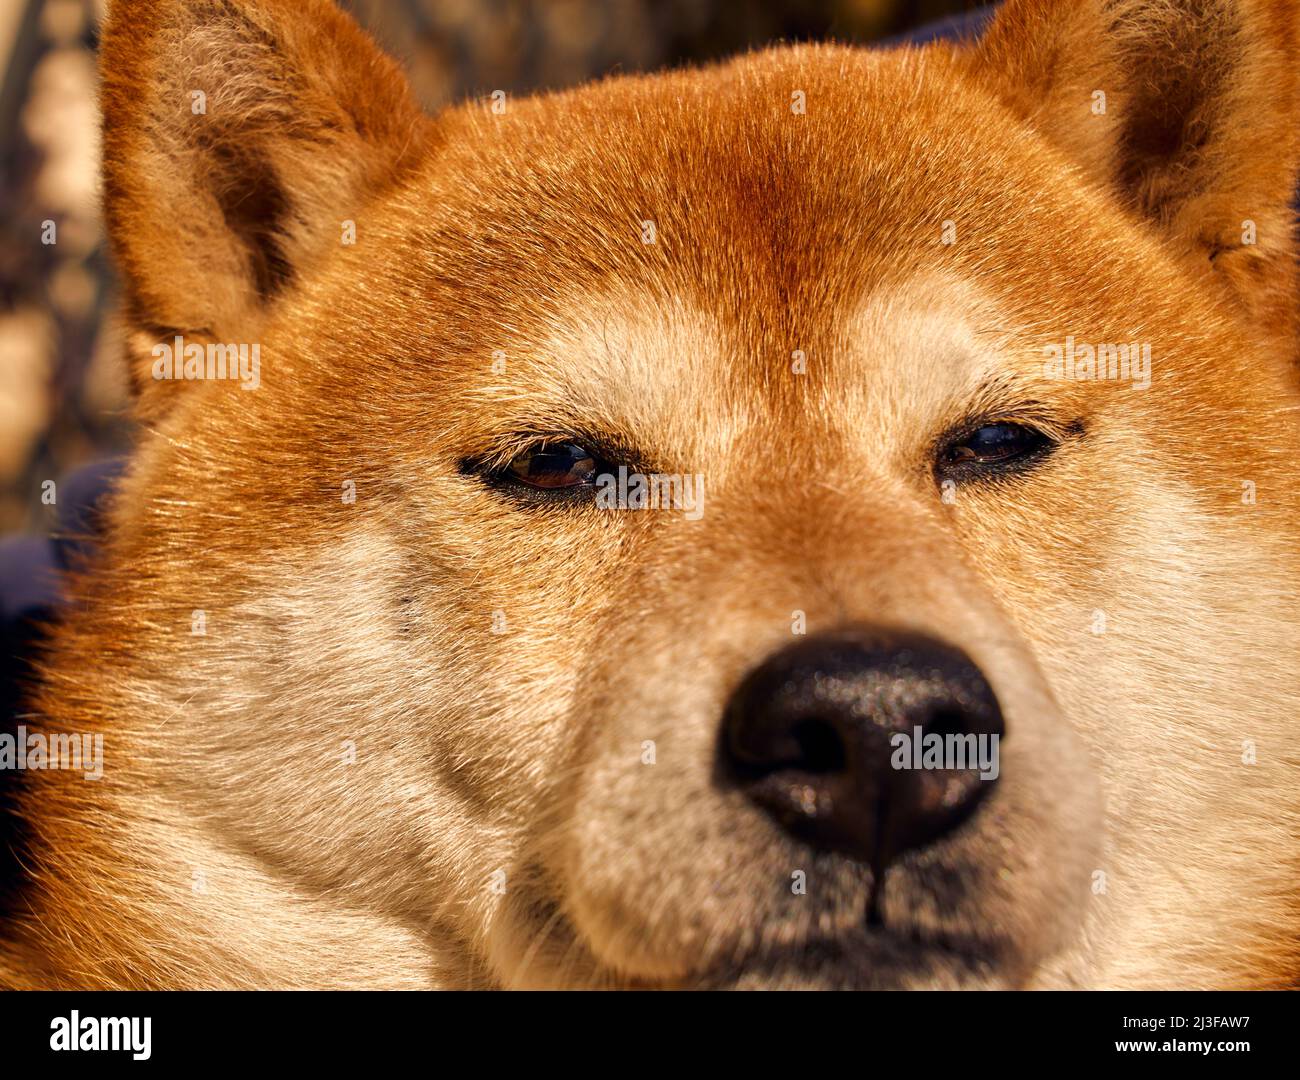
[725,714,847,777]
[924,707,970,740]
[790,719,846,774]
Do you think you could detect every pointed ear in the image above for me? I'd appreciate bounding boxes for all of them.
[967,0,1300,326]
[100,0,430,408]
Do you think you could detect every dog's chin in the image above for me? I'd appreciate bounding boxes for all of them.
[681,932,1018,990]
[498,835,1074,988]
[598,926,1020,990]
[496,892,1027,989]
[532,869,1058,989]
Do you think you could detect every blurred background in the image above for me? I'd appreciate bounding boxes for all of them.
[0,0,987,536]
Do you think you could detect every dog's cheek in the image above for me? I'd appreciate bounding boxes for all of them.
[960,464,1299,986]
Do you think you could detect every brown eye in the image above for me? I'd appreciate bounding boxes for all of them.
[505,442,599,489]
[939,423,1053,473]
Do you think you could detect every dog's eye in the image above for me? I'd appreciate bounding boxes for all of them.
[504,442,600,490]
[938,423,1053,475]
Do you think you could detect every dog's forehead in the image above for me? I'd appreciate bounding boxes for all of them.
[380,41,1168,459]
[413,55,1033,329]
[410,43,1012,319]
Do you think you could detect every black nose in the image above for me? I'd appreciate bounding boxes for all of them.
[719,628,1004,867]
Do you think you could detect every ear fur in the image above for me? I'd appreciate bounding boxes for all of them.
[967,0,1300,335]
[100,0,430,409]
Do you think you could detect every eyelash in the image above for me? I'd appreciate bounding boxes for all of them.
[460,432,628,474]
[461,416,1079,504]
[458,435,623,508]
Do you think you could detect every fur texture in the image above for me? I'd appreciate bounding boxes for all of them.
[2,0,1299,988]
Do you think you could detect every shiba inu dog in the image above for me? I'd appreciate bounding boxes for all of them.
[2,0,1298,990]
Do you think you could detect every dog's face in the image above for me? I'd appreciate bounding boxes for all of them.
[49,0,1299,988]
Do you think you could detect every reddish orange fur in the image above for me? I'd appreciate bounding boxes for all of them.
[2,0,1298,988]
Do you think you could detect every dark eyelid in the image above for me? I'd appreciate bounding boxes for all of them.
[477,469,601,508]
[932,416,1080,483]
[459,430,651,479]
[933,412,1081,455]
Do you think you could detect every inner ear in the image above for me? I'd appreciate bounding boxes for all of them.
[965,0,1300,336]
[211,145,295,301]
[1110,2,1242,221]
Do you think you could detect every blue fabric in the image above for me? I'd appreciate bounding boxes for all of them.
[880,8,993,47]
[0,454,126,818]
[0,534,61,623]
[0,454,127,903]
[0,456,126,625]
